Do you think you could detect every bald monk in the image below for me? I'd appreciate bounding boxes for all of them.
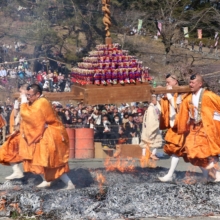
[19,84,75,189]
[0,84,28,180]
[178,74,220,181]
[158,74,189,182]
[0,98,23,180]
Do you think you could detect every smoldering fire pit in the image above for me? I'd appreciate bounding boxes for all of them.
[0,159,220,220]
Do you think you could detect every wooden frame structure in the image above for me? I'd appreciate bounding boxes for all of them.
[13,84,191,104]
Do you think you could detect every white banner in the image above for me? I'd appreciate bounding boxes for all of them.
[183,27,189,38]
[137,19,143,32]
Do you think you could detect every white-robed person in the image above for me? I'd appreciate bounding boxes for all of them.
[140,95,163,160]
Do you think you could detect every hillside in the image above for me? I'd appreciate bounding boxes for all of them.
[0,0,220,95]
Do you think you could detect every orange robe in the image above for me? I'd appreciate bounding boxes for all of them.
[19,97,69,181]
[178,90,220,167]
[0,110,23,165]
[160,93,188,160]
[0,114,6,128]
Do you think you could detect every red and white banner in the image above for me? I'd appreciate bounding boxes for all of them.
[215,37,219,47]
[157,22,162,36]
[197,29,202,39]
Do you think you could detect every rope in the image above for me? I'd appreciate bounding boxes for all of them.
[46,57,72,66]
[0,57,46,65]
[0,56,72,66]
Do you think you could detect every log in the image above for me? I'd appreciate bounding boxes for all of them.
[13,84,191,104]
[115,144,142,158]
[151,85,191,95]
[13,92,84,101]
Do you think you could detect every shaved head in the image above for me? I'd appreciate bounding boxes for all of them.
[189,74,204,94]
[19,83,28,95]
[19,83,28,90]
[151,96,157,101]
[151,96,157,105]
[195,74,204,84]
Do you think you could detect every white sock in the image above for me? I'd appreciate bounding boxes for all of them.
[142,148,146,156]
[10,163,23,175]
[167,155,179,177]
[199,167,208,179]
[215,170,220,181]
[40,174,46,181]
[36,175,51,188]
[60,173,75,188]
[152,148,157,155]
[11,163,20,172]
[5,163,23,180]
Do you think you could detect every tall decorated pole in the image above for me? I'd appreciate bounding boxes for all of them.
[102,0,112,45]
[69,0,152,90]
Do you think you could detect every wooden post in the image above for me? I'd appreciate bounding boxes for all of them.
[105,37,112,45]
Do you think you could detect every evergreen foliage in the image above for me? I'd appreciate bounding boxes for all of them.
[0,0,220,58]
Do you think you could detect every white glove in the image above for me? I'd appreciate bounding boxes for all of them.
[166,93,173,100]
[20,94,28,104]
[14,100,19,109]
[166,86,173,100]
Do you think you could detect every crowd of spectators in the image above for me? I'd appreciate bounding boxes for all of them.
[0,57,73,92]
[1,41,27,54]
[0,98,148,148]
[53,102,148,148]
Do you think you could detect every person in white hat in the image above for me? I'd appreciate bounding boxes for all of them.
[0,84,28,180]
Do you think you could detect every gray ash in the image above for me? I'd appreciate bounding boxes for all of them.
[0,167,220,219]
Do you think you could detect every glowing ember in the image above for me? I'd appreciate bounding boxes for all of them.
[139,148,157,168]
[104,157,136,172]
[96,173,106,194]
[35,209,44,215]
[182,166,197,184]
[0,197,6,211]
[9,203,21,214]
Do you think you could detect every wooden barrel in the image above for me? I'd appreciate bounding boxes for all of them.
[75,128,94,159]
[66,128,75,159]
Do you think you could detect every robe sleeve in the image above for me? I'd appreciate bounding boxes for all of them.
[20,98,58,145]
[177,96,190,134]
[207,91,220,112]
[159,98,170,130]
[0,115,6,128]
[9,109,15,134]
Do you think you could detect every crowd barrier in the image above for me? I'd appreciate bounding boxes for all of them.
[66,128,142,159]
[66,128,94,159]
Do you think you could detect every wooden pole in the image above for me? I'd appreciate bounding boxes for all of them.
[105,37,112,45]
[151,85,191,94]
[13,85,192,103]
[102,0,112,44]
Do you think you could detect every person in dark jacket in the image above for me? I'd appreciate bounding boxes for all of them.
[95,115,113,148]
[64,110,72,127]
[124,114,137,144]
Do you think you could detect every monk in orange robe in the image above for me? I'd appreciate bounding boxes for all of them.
[19,84,75,189]
[158,74,189,182]
[0,114,6,130]
[178,74,220,181]
[0,99,23,180]
[0,109,7,144]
